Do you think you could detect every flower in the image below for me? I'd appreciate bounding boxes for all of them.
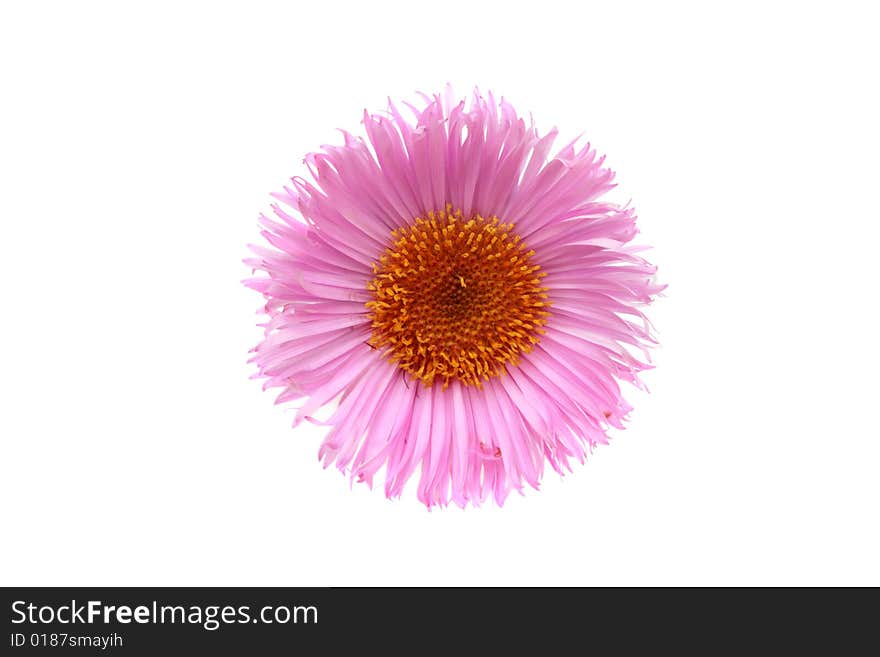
[246,89,663,508]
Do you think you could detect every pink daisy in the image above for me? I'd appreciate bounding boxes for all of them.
[246,89,663,508]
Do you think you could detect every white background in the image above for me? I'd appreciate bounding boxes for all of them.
[2,1,878,586]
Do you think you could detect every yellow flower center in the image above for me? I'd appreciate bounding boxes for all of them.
[366,206,550,387]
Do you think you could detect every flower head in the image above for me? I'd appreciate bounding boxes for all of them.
[246,89,663,508]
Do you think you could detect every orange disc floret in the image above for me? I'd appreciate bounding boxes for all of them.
[366,206,550,387]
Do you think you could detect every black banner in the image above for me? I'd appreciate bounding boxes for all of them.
[1,587,872,653]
